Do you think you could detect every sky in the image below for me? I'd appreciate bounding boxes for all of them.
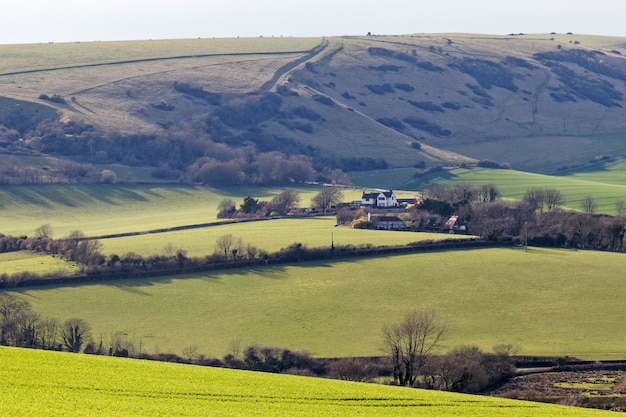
[2,0,625,45]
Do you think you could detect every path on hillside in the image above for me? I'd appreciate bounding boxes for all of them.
[0,46,326,78]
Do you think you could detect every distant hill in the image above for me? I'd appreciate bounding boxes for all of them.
[2,33,626,184]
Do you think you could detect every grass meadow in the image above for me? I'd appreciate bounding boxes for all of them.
[9,247,626,360]
[0,184,362,238]
[0,252,76,275]
[98,217,470,257]
[401,159,626,215]
[0,37,322,74]
[0,346,614,417]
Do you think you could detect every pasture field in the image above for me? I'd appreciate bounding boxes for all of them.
[0,251,75,275]
[0,347,613,417]
[98,217,470,257]
[407,163,626,215]
[8,247,626,359]
[0,37,323,74]
[0,184,362,238]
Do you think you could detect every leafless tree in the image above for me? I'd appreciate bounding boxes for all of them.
[60,318,91,352]
[312,188,343,212]
[268,189,300,215]
[34,223,53,239]
[382,309,446,387]
[544,188,565,211]
[216,198,236,218]
[39,317,59,350]
[478,183,499,203]
[581,195,598,214]
[215,234,242,259]
[524,188,546,213]
[0,293,31,346]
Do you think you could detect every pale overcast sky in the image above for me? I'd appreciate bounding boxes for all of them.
[1,0,624,45]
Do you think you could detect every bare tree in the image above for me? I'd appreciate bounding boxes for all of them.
[215,234,242,259]
[216,198,236,218]
[524,188,546,213]
[0,293,31,346]
[60,318,91,352]
[581,195,598,214]
[312,188,343,212]
[163,242,176,258]
[616,200,626,217]
[215,234,234,258]
[40,317,59,350]
[34,223,53,239]
[544,188,565,211]
[268,189,300,215]
[382,309,446,386]
[478,184,499,203]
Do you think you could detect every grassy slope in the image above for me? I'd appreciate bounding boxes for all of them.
[0,346,612,417]
[0,184,362,237]
[8,247,626,359]
[4,34,626,177]
[400,160,626,215]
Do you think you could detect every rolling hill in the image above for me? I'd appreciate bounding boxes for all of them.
[2,33,626,184]
[1,346,613,417]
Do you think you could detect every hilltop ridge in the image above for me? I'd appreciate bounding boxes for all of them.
[2,33,626,183]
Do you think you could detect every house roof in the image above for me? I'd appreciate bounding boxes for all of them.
[443,215,460,229]
[362,190,395,199]
[371,215,404,223]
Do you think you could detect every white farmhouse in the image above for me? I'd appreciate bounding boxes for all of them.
[361,190,398,208]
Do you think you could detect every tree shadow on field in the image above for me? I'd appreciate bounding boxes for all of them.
[108,281,152,296]
[208,265,291,280]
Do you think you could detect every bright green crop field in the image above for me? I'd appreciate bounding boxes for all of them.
[8,247,626,359]
[0,346,613,417]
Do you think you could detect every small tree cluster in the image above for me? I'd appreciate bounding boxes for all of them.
[0,293,91,352]
[242,345,313,374]
[422,344,517,393]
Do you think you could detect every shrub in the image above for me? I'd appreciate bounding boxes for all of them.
[365,84,394,95]
[408,101,445,112]
[100,170,118,184]
[377,118,405,130]
[313,95,334,106]
[394,83,414,92]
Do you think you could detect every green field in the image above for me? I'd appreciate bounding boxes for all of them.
[98,217,470,257]
[0,346,612,417]
[8,247,626,359]
[0,251,75,275]
[403,161,626,215]
[0,184,363,238]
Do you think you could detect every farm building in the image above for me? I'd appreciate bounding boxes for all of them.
[361,190,398,208]
[370,215,406,230]
[443,215,467,232]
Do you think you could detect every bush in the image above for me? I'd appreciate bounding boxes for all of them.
[327,358,379,382]
[377,118,405,130]
[100,170,118,184]
[366,84,394,95]
[408,101,445,112]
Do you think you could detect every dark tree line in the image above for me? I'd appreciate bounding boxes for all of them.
[411,183,626,252]
[0,293,91,352]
